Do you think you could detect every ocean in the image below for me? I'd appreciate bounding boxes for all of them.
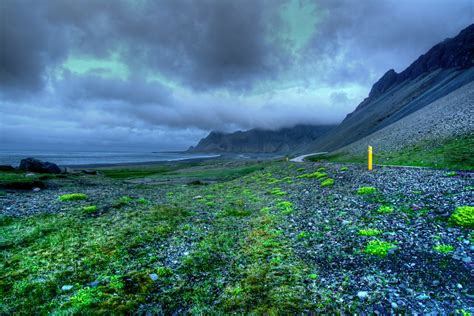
[0,150,219,167]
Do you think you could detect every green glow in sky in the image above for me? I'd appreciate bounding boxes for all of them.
[279,0,318,54]
[62,51,129,80]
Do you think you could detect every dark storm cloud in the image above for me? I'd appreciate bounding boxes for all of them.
[306,0,473,85]
[58,73,172,105]
[0,0,68,93]
[1,0,472,151]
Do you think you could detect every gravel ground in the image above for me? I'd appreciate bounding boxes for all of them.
[277,162,473,313]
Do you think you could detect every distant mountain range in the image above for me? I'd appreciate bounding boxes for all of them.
[188,125,335,153]
[190,24,474,157]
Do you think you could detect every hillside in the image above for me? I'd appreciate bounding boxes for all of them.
[318,81,474,170]
[189,125,335,153]
[305,24,474,153]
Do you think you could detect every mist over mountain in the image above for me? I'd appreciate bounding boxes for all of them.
[188,125,335,153]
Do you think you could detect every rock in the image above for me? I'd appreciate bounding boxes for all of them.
[88,281,100,288]
[417,294,429,300]
[82,170,98,175]
[0,165,15,171]
[192,195,203,200]
[61,285,74,291]
[32,187,41,192]
[149,273,158,281]
[391,302,398,309]
[357,291,369,300]
[462,256,471,263]
[19,158,61,174]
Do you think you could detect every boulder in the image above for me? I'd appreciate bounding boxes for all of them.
[19,157,61,174]
[0,165,15,171]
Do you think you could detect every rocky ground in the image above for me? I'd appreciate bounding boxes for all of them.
[0,159,472,314]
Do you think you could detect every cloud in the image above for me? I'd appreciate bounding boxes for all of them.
[0,0,472,151]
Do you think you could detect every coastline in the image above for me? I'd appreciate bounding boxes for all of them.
[62,155,222,169]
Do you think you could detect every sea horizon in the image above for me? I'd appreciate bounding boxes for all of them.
[0,149,219,167]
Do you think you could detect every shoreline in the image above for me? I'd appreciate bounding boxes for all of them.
[63,155,222,169]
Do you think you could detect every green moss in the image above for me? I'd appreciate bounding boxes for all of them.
[156,266,173,277]
[356,187,377,195]
[449,206,474,229]
[297,231,309,239]
[308,273,318,280]
[296,168,305,172]
[82,205,97,214]
[358,228,382,237]
[69,287,102,310]
[376,205,394,214]
[137,197,149,204]
[320,178,334,187]
[364,240,396,257]
[113,196,133,208]
[59,193,88,201]
[433,244,455,253]
[297,171,327,180]
[217,208,252,218]
[269,188,287,196]
[445,171,458,177]
[276,201,293,215]
[340,167,348,171]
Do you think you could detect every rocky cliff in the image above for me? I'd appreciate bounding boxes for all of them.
[189,125,335,153]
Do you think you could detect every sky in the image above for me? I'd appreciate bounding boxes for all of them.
[1,0,473,151]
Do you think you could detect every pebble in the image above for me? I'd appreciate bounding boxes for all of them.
[149,273,158,281]
[32,187,41,192]
[357,291,369,300]
[61,285,74,291]
[417,294,429,300]
[462,256,471,263]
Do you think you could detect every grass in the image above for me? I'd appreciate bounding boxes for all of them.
[307,134,474,170]
[59,193,88,201]
[1,158,471,313]
[0,171,54,189]
[364,240,396,257]
[449,206,474,229]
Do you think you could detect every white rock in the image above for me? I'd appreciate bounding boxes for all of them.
[357,291,369,300]
[61,285,74,291]
[149,273,158,281]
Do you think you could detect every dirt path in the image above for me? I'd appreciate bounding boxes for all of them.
[290,152,328,162]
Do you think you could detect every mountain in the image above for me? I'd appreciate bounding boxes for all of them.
[331,81,474,169]
[305,24,474,153]
[188,125,335,153]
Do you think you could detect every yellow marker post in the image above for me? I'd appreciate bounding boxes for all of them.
[368,146,373,171]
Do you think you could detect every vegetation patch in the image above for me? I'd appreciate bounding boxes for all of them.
[376,205,394,214]
[433,244,455,253]
[59,193,88,201]
[364,240,396,257]
[448,206,474,229]
[269,188,287,196]
[358,228,382,237]
[276,201,294,215]
[82,205,97,214]
[357,186,377,195]
[297,171,327,180]
[320,178,335,187]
